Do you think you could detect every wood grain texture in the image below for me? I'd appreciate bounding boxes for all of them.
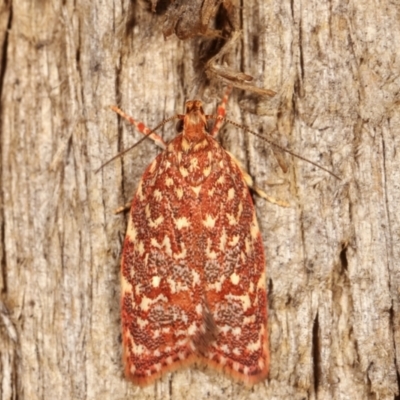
[1,0,400,399]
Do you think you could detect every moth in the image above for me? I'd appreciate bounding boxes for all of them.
[110,87,339,387]
[114,87,269,386]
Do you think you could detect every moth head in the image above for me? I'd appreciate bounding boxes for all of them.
[184,100,207,127]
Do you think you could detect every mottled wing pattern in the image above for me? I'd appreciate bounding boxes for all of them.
[121,144,204,385]
[121,129,268,386]
[199,142,268,384]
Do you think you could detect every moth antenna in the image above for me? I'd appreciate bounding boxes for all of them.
[209,116,341,180]
[95,108,180,173]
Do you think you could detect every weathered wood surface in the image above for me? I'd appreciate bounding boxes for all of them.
[1,1,399,399]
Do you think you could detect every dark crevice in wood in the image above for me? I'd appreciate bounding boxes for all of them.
[298,16,304,81]
[391,306,400,400]
[147,0,170,15]
[0,2,12,294]
[340,243,348,272]
[268,278,274,310]
[395,370,400,400]
[169,372,173,396]
[0,221,6,293]
[312,313,321,395]
[125,2,137,35]
[0,4,12,89]
[114,56,126,203]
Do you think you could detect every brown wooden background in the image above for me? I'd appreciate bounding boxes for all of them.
[1,1,400,399]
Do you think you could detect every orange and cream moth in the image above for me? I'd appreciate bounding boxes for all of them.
[113,87,269,386]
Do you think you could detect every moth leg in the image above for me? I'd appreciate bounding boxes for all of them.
[114,201,132,215]
[252,185,290,207]
[110,105,167,149]
[227,150,290,207]
[208,85,232,138]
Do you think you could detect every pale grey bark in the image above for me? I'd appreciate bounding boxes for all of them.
[1,1,400,399]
